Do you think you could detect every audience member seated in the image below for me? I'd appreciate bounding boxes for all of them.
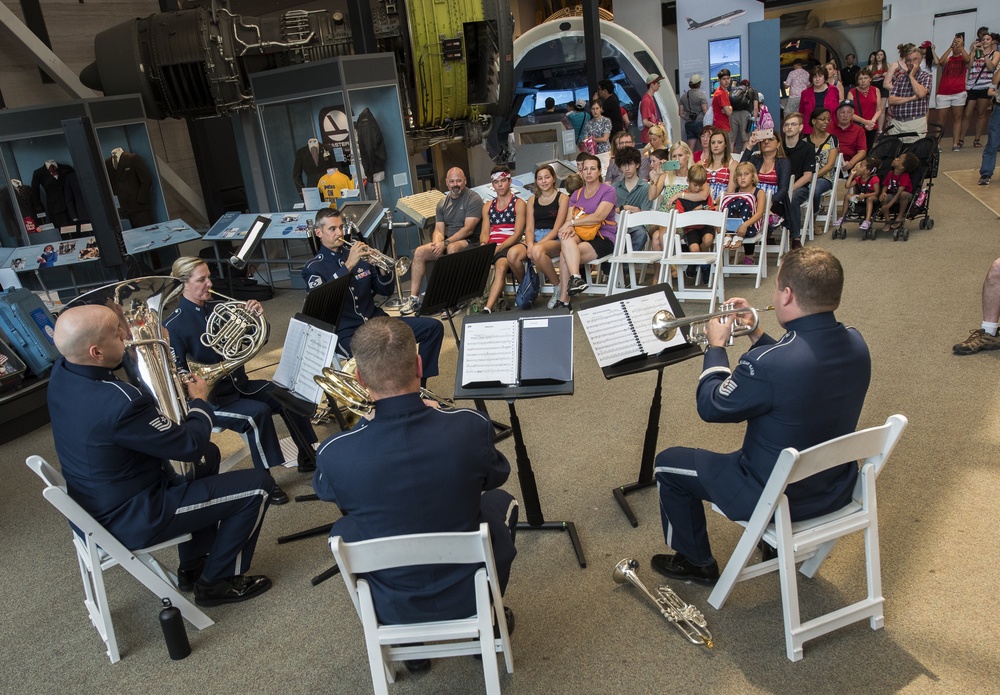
[613,146,652,252]
[721,163,767,263]
[740,128,791,240]
[640,124,668,181]
[878,152,918,233]
[604,130,636,186]
[526,164,568,291]
[665,164,715,263]
[481,167,527,314]
[703,129,738,204]
[835,156,881,231]
[782,112,817,242]
[808,108,841,213]
[828,99,868,175]
[401,168,483,316]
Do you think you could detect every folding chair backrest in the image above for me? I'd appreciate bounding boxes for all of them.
[332,526,491,575]
[621,209,674,231]
[673,208,727,231]
[27,455,66,489]
[784,413,906,488]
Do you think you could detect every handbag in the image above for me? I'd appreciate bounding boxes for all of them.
[569,191,615,242]
[514,262,541,309]
[580,137,597,155]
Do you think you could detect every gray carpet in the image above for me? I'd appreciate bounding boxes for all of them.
[2,146,998,694]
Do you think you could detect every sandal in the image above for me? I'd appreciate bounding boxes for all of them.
[722,235,734,249]
[974,139,983,148]
[729,235,745,250]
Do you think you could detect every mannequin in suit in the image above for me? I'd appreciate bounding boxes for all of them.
[30,161,76,228]
[292,138,336,196]
[105,148,154,227]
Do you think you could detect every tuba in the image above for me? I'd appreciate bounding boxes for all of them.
[313,358,454,427]
[612,558,714,648]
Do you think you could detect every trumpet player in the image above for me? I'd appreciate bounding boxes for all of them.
[302,208,444,385]
[165,257,319,506]
[652,247,871,584]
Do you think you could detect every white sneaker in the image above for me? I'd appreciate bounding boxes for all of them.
[399,296,422,316]
[546,295,560,310]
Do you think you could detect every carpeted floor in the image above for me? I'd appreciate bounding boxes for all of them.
[2,144,999,694]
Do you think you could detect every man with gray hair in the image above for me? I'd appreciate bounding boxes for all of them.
[887,46,933,142]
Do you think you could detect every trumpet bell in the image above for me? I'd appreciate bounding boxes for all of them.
[651,310,680,342]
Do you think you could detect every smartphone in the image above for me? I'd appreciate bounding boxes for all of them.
[662,160,681,172]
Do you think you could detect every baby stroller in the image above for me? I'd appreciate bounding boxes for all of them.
[833,135,902,240]
[892,134,939,241]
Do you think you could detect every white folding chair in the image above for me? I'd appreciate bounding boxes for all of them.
[26,455,213,663]
[814,154,844,236]
[578,222,626,296]
[802,155,843,239]
[707,414,908,662]
[720,190,770,289]
[330,523,513,695]
[604,209,672,295]
[657,208,727,310]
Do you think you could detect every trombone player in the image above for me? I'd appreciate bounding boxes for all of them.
[165,257,319,505]
[651,247,871,584]
[302,208,444,386]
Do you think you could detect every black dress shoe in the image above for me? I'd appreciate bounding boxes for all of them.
[176,555,207,592]
[403,659,431,673]
[269,483,289,505]
[650,554,720,586]
[297,452,316,474]
[194,575,272,607]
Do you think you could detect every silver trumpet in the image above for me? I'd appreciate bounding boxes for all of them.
[651,303,774,347]
[342,220,411,276]
[613,558,714,648]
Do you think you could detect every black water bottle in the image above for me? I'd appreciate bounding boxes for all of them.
[159,598,191,660]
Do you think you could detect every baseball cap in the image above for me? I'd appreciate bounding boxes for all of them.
[645,73,664,85]
[838,99,856,110]
[689,73,702,85]
[920,40,932,49]
[575,98,587,109]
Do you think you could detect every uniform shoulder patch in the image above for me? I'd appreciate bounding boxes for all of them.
[148,415,173,432]
[307,275,324,289]
[719,377,738,396]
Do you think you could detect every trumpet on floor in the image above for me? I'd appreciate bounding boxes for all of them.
[652,303,774,347]
[313,359,453,427]
[613,559,714,648]
[343,220,411,276]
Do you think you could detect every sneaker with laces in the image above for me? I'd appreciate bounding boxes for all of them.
[567,275,588,295]
[546,295,560,310]
[979,175,991,186]
[859,220,871,231]
[550,299,572,312]
[953,328,1000,355]
[833,217,843,227]
[399,296,422,316]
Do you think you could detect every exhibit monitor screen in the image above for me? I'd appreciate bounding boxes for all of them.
[709,37,742,91]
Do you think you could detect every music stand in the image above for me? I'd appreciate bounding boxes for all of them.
[455,310,585,568]
[418,243,512,441]
[577,284,702,528]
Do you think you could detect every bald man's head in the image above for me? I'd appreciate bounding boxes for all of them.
[445,167,467,197]
[54,305,123,366]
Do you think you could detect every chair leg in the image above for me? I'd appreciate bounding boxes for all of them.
[774,505,805,662]
[131,553,214,630]
[81,540,120,663]
[864,515,885,630]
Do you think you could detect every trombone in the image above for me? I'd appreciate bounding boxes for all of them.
[652,303,774,347]
[342,220,411,276]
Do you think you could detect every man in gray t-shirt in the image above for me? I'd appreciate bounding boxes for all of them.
[401,167,484,314]
[679,74,708,150]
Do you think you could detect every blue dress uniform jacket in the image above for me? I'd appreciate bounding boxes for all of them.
[301,246,444,378]
[164,296,317,470]
[49,358,215,548]
[655,312,871,565]
[313,393,517,625]
[49,357,275,584]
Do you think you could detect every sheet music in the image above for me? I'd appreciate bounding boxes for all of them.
[577,303,644,368]
[462,321,519,386]
[273,317,338,403]
[623,293,687,353]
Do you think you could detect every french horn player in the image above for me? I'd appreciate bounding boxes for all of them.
[164,257,319,506]
[650,248,870,584]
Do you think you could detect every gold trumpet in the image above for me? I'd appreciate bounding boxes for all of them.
[651,303,774,347]
[613,558,714,648]
[343,220,411,276]
[313,359,454,427]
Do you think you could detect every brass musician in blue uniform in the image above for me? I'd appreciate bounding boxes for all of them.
[49,305,273,606]
[301,208,444,384]
[313,317,517,658]
[164,257,319,506]
[652,248,871,584]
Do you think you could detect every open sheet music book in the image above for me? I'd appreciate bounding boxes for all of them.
[461,314,573,387]
[272,314,339,404]
[577,290,688,368]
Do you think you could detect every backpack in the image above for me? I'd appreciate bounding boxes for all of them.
[730,85,754,111]
[514,262,541,309]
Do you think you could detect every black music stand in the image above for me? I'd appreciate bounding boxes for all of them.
[419,243,512,441]
[578,285,702,528]
[455,310,585,568]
